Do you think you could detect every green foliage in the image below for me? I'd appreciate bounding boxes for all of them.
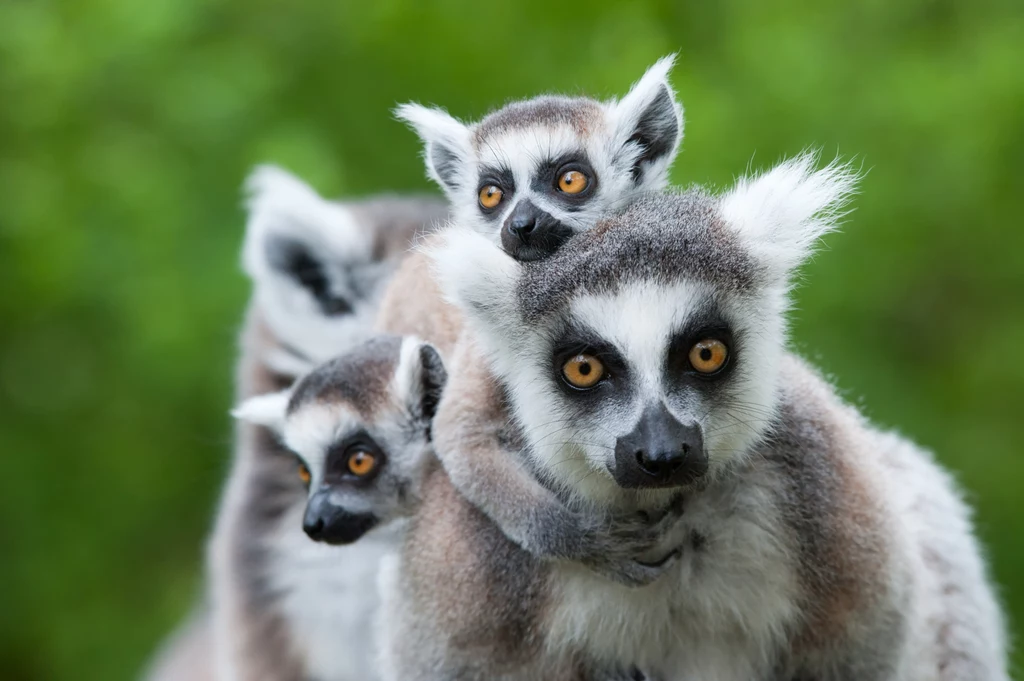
[0,1,1021,679]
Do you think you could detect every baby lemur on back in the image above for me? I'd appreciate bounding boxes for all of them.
[376,156,1009,680]
[396,54,683,261]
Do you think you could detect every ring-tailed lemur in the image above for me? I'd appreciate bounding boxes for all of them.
[396,55,683,261]
[144,169,448,681]
[377,155,1009,680]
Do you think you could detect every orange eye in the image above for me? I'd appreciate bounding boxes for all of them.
[298,462,311,485]
[689,339,729,374]
[347,450,378,477]
[562,354,605,389]
[479,185,503,210]
[557,170,589,195]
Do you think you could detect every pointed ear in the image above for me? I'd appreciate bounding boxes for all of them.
[393,338,448,426]
[424,226,521,336]
[720,153,860,282]
[231,390,291,433]
[394,103,474,197]
[242,165,365,317]
[609,54,684,189]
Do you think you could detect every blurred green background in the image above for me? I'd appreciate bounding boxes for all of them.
[1,1,1021,679]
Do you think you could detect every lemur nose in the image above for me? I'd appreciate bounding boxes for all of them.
[508,215,537,239]
[303,516,326,541]
[635,445,688,479]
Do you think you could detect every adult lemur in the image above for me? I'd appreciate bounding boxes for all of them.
[145,55,686,681]
[144,170,449,681]
[376,156,1009,680]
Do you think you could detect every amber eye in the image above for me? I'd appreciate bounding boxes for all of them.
[479,185,503,210]
[298,462,311,485]
[347,450,378,477]
[557,170,589,195]
[689,339,729,374]
[562,353,605,389]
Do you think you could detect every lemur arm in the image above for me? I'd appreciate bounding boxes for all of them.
[431,340,679,586]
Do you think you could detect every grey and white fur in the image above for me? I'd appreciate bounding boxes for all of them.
[143,168,448,681]
[396,55,683,261]
[232,334,446,548]
[145,59,689,675]
[230,324,667,681]
[241,165,450,377]
[378,155,1009,680]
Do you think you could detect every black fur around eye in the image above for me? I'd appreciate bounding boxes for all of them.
[477,167,515,214]
[551,337,624,395]
[325,432,387,486]
[549,161,596,200]
[666,324,736,383]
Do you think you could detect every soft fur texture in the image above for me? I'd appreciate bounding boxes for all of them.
[144,174,447,681]
[241,165,448,376]
[377,157,1008,680]
[395,56,684,257]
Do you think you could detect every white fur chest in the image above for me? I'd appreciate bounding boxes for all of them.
[546,476,801,680]
[269,504,403,681]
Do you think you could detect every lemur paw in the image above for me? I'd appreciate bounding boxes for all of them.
[574,498,684,586]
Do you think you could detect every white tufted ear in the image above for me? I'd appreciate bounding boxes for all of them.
[720,153,860,282]
[608,54,684,190]
[231,390,291,433]
[394,103,474,198]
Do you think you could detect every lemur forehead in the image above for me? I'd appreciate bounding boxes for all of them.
[516,190,760,322]
[287,335,404,419]
[472,96,603,147]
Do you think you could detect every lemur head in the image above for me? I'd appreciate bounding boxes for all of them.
[396,56,683,262]
[431,154,857,507]
[233,335,447,544]
[242,165,447,375]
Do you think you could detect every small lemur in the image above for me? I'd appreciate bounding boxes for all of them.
[396,55,683,261]
[376,156,1009,680]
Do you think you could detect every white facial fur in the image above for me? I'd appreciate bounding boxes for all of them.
[395,55,683,249]
[430,154,858,508]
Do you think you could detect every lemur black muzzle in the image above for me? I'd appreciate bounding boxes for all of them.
[612,403,708,489]
[500,200,574,261]
[303,490,378,545]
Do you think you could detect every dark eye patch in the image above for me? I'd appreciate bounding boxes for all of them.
[476,165,516,215]
[531,152,598,211]
[265,235,353,316]
[663,303,738,390]
[550,321,628,398]
[325,430,388,487]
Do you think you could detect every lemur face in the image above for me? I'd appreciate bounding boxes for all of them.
[397,56,683,262]
[432,155,857,505]
[234,335,447,544]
